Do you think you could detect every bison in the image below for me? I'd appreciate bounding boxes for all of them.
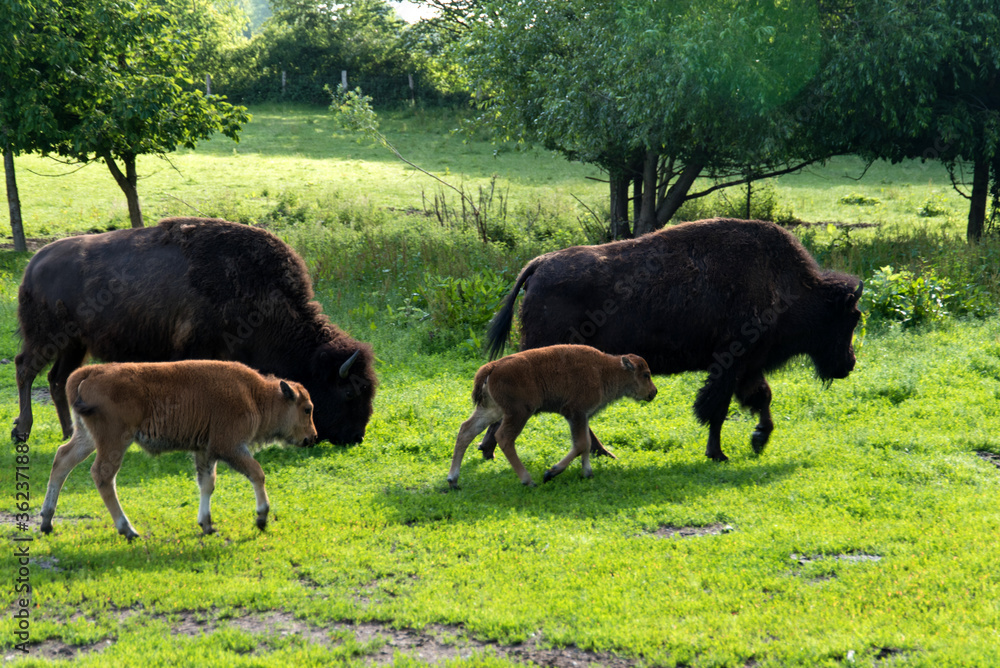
[448,344,658,488]
[39,360,317,540]
[12,217,376,446]
[486,218,863,462]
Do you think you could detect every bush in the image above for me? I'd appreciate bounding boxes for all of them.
[674,181,795,223]
[862,265,951,327]
[839,193,881,206]
[415,268,513,354]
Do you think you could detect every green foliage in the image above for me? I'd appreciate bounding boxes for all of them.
[673,181,796,223]
[415,268,512,353]
[862,265,952,327]
[839,193,882,207]
[916,195,951,218]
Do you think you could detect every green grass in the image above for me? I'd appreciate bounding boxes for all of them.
[2,105,1000,666]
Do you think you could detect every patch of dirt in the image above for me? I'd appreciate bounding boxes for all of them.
[791,553,882,566]
[7,609,642,667]
[0,237,56,252]
[31,387,53,405]
[781,220,880,230]
[652,523,734,539]
[977,451,1000,469]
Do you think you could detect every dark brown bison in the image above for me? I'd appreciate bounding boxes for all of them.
[39,360,317,539]
[13,217,376,446]
[448,345,657,488]
[486,218,863,461]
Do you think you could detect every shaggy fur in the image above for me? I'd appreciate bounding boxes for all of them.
[39,360,317,540]
[448,345,658,487]
[486,218,863,461]
[12,217,376,445]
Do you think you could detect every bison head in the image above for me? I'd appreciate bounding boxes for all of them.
[809,278,864,381]
[307,344,377,444]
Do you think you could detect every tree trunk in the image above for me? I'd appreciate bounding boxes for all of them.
[4,146,27,251]
[634,150,659,237]
[609,167,632,240]
[655,161,704,226]
[103,151,144,228]
[968,158,988,243]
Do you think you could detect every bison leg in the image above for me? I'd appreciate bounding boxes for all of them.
[588,429,617,459]
[222,445,270,531]
[477,421,500,460]
[194,451,219,535]
[47,344,88,439]
[12,349,46,443]
[694,371,737,462]
[736,370,774,455]
[449,405,502,489]
[544,416,592,482]
[40,420,97,534]
[495,413,534,487]
[90,440,140,541]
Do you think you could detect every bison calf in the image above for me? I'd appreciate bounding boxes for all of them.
[448,345,657,488]
[39,360,317,540]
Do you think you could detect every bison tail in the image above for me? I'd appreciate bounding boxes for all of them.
[72,395,98,417]
[486,259,539,360]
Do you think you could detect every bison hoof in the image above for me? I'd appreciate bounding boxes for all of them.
[591,443,617,459]
[201,525,216,535]
[256,518,268,531]
[750,430,771,455]
[707,451,729,462]
[11,426,28,443]
[542,468,558,483]
[479,446,496,460]
[447,477,460,490]
[40,522,52,535]
[121,529,140,542]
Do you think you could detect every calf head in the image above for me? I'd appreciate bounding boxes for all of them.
[621,354,658,402]
[809,278,864,380]
[278,380,318,447]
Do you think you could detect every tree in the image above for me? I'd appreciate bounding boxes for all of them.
[462,0,827,237]
[1,0,249,229]
[810,0,1000,242]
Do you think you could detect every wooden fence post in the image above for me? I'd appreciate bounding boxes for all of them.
[205,74,212,95]
[282,70,286,96]
[342,70,348,91]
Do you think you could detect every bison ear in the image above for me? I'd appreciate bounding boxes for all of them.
[844,280,863,309]
[280,380,295,401]
[621,356,635,371]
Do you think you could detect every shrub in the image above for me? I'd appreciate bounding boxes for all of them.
[415,268,514,354]
[862,265,950,327]
[839,193,881,206]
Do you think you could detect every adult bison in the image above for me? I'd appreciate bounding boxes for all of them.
[486,218,863,461]
[13,217,376,445]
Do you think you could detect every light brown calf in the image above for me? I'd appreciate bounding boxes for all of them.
[40,360,317,540]
[448,344,657,488]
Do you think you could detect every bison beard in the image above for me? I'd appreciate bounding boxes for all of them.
[484,218,863,462]
[12,217,377,446]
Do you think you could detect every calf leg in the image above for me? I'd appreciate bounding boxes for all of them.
[194,451,218,534]
[694,370,737,462]
[544,416,593,482]
[495,413,534,486]
[47,345,88,439]
[736,370,774,455]
[90,441,139,540]
[222,445,270,531]
[449,405,502,488]
[40,423,97,534]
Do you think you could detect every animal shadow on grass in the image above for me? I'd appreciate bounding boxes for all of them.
[378,458,801,526]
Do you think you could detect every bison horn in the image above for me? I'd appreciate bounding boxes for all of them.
[854,281,864,299]
[339,350,361,378]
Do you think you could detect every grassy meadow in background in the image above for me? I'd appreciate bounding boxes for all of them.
[2,105,1000,667]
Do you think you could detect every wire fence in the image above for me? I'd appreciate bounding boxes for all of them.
[207,71,467,108]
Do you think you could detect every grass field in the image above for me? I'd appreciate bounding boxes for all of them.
[2,105,1000,667]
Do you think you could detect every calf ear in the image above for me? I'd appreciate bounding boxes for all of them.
[280,381,295,401]
[621,356,635,371]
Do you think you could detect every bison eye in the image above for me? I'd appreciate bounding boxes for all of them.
[304,407,312,416]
